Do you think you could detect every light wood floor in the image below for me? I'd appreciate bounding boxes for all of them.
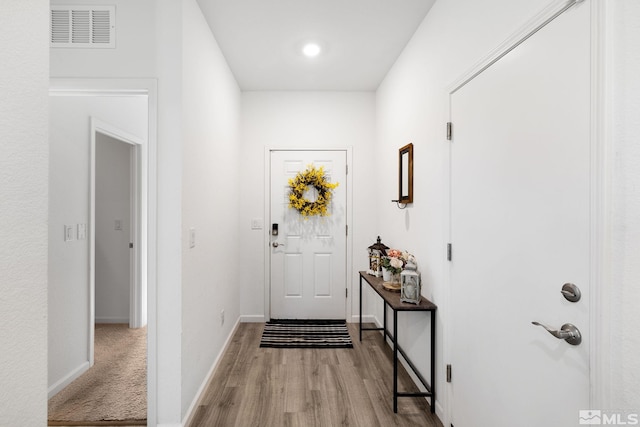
[188,322,443,427]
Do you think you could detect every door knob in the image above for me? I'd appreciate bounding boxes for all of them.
[531,321,582,346]
[272,242,285,248]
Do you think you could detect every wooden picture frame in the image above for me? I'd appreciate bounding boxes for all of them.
[399,143,413,204]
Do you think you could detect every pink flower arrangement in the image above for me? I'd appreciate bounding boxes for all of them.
[381,249,415,275]
[387,249,403,258]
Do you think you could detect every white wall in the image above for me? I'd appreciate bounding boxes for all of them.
[240,91,377,321]
[48,95,147,393]
[376,0,640,419]
[610,0,640,411]
[50,0,156,78]
[0,1,49,425]
[180,0,242,420]
[374,0,570,420]
[154,0,184,423]
[95,133,131,324]
[49,0,185,423]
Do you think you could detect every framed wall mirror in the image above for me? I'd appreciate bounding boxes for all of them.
[399,143,413,204]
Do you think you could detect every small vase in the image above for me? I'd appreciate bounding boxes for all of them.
[383,268,400,284]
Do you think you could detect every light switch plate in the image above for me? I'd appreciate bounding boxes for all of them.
[64,225,74,242]
[77,223,87,240]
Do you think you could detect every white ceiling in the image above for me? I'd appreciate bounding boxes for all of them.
[195,0,436,91]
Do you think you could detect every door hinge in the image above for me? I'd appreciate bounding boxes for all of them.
[447,243,452,261]
[446,364,452,383]
[129,242,133,249]
[446,122,453,141]
[346,164,349,175]
[346,288,348,298]
[346,225,348,236]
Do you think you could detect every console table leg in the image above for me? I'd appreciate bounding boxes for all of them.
[431,310,436,413]
[393,309,398,413]
[359,275,363,342]
[383,302,387,340]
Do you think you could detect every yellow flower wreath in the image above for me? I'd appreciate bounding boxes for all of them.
[288,165,339,217]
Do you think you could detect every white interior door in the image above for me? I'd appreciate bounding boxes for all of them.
[95,133,132,326]
[270,150,347,319]
[450,3,591,426]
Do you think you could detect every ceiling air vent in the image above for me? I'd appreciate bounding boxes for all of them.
[50,5,115,48]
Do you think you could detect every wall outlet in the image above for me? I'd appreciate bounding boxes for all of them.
[220,309,225,326]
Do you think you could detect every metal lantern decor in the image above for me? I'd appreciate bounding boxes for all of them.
[367,236,389,277]
[400,262,421,304]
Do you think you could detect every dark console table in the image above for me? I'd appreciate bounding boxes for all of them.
[358,271,437,413]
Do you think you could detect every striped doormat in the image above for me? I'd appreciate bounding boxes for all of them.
[260,319,353,349]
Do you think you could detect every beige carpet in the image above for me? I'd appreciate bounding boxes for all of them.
[48,324,147,426]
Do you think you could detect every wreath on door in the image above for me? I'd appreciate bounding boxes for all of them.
[288,165,339,217]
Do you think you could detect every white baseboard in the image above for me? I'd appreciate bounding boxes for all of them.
[240,314,265,323]
[435,401,445,422]
[181,317,241,427]
[48,361,90,398]
[95,317,129,324]
[351,314,377,324]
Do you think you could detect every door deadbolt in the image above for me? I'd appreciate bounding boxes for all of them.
[561,283,581,302]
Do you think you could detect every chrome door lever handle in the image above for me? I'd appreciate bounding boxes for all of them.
[272,242,285,248]
[532,322,573,339]
[532,321,582,346]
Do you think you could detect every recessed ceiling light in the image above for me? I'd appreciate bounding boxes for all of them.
[302,43,321,57]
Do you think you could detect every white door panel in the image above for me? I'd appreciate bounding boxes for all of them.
[450,2,591,426]
[270,150,347,319]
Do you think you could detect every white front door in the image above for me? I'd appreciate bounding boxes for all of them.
[450,3,591,426]
[270,150,347,319]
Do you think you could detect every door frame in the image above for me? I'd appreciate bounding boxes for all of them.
[442,1,610,425]
[264,147,354,322]
[49,78,158,427]
[91,118,144,330]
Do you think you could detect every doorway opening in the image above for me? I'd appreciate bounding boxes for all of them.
[47,81,157,426]
[92,121,146,335]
